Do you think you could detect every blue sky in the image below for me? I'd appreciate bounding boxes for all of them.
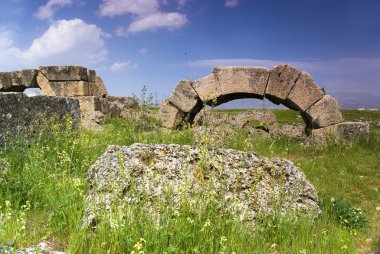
[1,0,379,108]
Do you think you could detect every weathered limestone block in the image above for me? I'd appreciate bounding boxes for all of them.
[47,81,90,97]
[105,96,138,118]
[302,95,343,128]
[0,72,12,91]
[235,109,278,132]
[311,122,370,142]
[0,93,80,144]
[266,64,301,104]
[84,144,321,227]
[273,124,306,141]
[90,76,108,98]
[168,80,202,114]
[214,67,269,99]
[286,72,325,111]
[157,99,185,129]
[76,96,106,123]
[10,70,39,91]
[39,66,89,81]
[37,72,55,96]
[0,70,38,92]
[191,73,222,105]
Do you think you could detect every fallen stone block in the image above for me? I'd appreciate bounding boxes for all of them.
[302,95,343,129]
[105,96,138,118]
[310,122,370,141]
[84,144,321,227]
[235,109,278,132]
[157,99,185,129]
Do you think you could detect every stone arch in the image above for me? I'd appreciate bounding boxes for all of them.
[158,64,343,133]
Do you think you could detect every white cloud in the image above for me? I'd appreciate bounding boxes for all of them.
[138,48,148,56]
[0,30,14,49]
[115,26,128,37]
[225,0,239,7]
[0,19,108,69]
[128,12,188,33]
[110,61,137,72]
[100,0,188,34]
[99,0,159,17]
[34,0,73,20]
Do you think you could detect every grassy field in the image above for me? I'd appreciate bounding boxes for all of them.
[0,108,379,253]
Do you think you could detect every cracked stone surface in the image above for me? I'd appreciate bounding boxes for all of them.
[84,144,321,227]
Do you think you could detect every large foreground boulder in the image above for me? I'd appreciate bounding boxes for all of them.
[0,93,80,144]
[85,144,321,227]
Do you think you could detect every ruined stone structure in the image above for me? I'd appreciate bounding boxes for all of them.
[0,66,137,130]
[0,93,80,145]
[158,64,367,139]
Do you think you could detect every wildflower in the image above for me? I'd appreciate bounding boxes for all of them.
[201,219,212,231]
[341,245,348,250]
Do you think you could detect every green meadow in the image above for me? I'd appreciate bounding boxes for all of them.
[0,108,379,253]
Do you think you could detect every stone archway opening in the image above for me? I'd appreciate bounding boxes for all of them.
[158,64,344,135]
[24,88,41,97]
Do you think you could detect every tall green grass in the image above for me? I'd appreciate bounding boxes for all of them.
[0,109,378,253]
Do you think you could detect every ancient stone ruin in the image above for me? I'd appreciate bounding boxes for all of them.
[0,66,137,132]
[84,144,321,227]
[0,92,80,145]
[158,64,369,141]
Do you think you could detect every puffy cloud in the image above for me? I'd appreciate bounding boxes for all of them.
[0,19,108,69]
[34,0,73,20]
[99,0,159,17]
[128,12,187,33]
[99,0,187,34]
[0,30,13,49]
[225,0,239,7]
[110,61,137,72]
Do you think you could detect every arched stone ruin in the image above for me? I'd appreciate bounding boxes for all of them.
[158,64,369,139]
[0,66,137,132]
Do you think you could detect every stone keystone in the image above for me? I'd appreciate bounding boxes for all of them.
[39,66,89,81]
[266,64,301,104]
[302,95,343,129]
[168,80,202,114]
[286,71,325,111]
[214,66,269,99]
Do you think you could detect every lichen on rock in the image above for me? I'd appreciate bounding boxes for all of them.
[84,144,321,228]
